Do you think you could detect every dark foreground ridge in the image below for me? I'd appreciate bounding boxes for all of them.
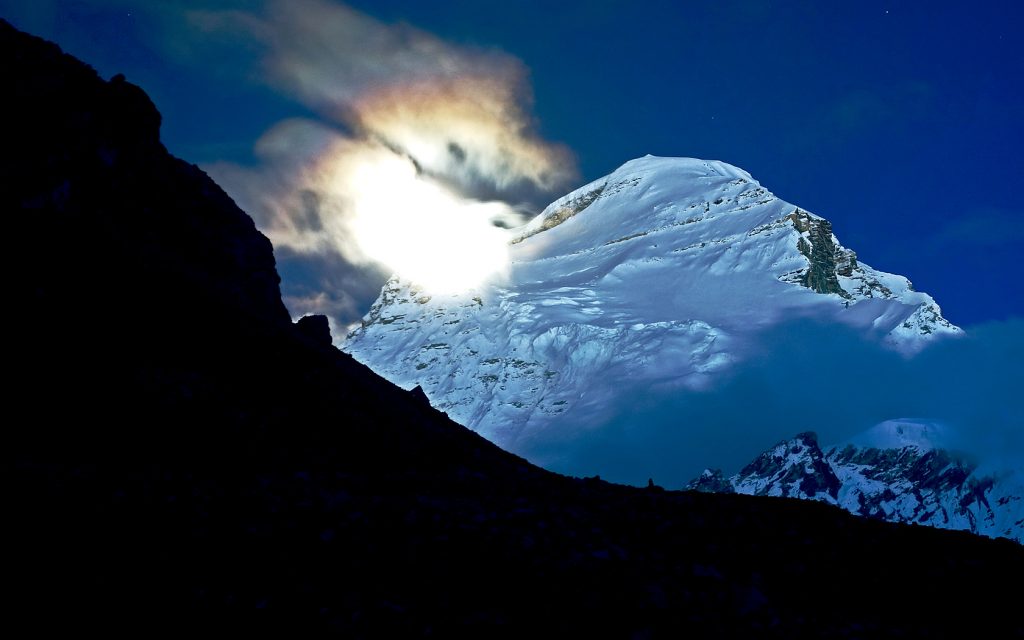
[4,20,1022,637]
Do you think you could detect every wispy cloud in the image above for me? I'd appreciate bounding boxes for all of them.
[170,0,579,324]
[188,0,576,199]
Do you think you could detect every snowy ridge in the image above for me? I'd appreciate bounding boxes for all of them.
[688,423,1023,543]
[344,156,961,450]
[511,174,610,244]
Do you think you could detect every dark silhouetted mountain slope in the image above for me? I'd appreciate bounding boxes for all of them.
[3,19,1022,638]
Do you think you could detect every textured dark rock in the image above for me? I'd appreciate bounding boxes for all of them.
[731,432,842,500]
[511,182,605,244]
[787,210,855,296]
[802,217,842,294]
[4,19,1023,638]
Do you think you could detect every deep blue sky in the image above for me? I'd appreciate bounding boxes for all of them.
[4,0,1022,326]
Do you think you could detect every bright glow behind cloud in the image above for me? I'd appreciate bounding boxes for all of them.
[209,120,518,295]
[188,0,576,300]
[344,147,512,293]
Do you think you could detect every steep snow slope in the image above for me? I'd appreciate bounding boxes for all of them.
[688,421,1023,543]
[344,156,960,450]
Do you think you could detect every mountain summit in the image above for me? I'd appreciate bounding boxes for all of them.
[345,156,960,450]
[688,421,1023,543]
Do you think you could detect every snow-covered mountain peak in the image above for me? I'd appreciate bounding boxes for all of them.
[721,431,842,501]
[513,155,771,255]
[840,418,951,453]
[345,156,962,452]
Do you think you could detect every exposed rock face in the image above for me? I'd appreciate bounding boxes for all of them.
[511,178,606,244]
[5,19,1022,638]
[788,210,855,295]
[730,432,843,500]
[688,422,1023,543]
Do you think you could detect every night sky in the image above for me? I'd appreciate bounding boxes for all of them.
[4,0,1022,327]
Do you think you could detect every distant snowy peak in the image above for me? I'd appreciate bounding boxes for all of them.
[841,418,951,452]
[731,432,841,500]
[688,424,1022,543]
[344,156,961,449]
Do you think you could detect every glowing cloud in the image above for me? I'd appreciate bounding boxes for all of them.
[209,120,516,294]
[188,0,576,304]
[341,143,514,293]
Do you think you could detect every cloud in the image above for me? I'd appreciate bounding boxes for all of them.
[517,318,1024,487]
[208,118,522,299]
[207,119,368,258]
[274,245,392,339]
[180,0,578,326]
[190,0,576,195]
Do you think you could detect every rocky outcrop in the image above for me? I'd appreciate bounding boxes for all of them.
[511,179,606,244]
[295,313,332,346]
[6,20,1022,638]
[788,210,853,296]
[729,432,843,501]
